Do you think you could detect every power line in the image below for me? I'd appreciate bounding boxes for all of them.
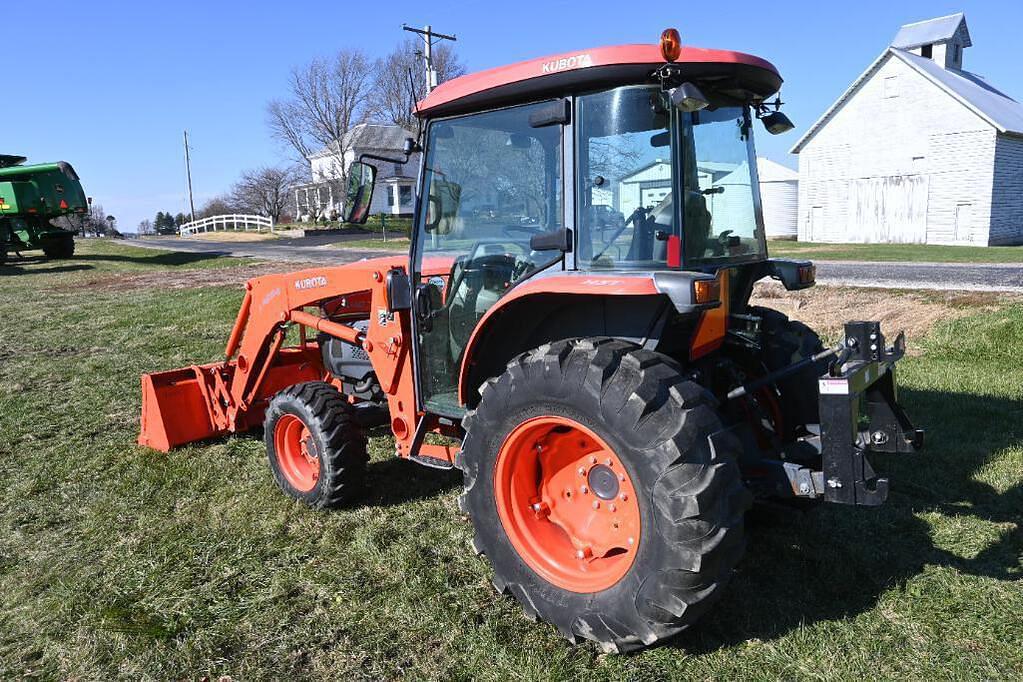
[402,24,456,94]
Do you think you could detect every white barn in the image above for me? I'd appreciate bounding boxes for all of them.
[791,13,1023,246]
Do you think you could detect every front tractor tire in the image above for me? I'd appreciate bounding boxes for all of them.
[458,338,751,652]
[264,381,368,509]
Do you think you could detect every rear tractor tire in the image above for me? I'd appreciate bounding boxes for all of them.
[458,338,751,652]
[264,381,368,509]
[751,306,827,439]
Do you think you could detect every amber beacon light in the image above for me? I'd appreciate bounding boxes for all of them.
[660,28,682,62]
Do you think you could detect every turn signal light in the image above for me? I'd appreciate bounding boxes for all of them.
[693,279,721,305]
[660,28,682,62]
[798,264,816,285]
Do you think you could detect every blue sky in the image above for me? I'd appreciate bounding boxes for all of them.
[8,1,1021,233]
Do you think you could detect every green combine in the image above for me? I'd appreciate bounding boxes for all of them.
[0,154,87,263]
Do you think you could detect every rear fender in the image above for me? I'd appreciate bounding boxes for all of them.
[457,270,717,406]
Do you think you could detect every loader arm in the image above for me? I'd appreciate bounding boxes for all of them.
[139,257,428,456]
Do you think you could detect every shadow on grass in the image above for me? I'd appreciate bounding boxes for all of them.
[72,251,230,267]
[0,249,228,275]
[363,457,462,508]
[674,387,1022,653]
[0,261,93,275]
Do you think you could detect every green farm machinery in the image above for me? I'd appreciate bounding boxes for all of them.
[0,154,88,263]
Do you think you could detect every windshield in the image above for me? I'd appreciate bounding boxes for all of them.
[576,87,764,269]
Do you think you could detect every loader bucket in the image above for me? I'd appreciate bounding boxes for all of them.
[138,365,222,452]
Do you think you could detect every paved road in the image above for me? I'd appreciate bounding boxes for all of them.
[128,236,1023,292]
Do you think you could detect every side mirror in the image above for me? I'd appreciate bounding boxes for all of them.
[343,161,377,224]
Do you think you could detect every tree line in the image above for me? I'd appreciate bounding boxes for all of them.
[138,37,465,234]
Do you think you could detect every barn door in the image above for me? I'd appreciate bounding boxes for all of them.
[847,175,928,243]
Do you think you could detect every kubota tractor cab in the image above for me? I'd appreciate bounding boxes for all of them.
[0,155,85,263]
[139,31,922,652]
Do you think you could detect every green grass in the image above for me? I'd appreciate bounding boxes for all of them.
[332,237,409,251]
[1,240,1020,679]
[769,240,1023,263]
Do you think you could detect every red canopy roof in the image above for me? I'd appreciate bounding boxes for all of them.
[417,44,780,116]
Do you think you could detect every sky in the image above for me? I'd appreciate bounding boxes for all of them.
[8,0,1023,233]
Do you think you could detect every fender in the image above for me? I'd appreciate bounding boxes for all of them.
[457,269,719,406]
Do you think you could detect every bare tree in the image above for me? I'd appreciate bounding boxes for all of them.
[198,195,242,219]
[137,218,155,235]
[267,49,377,172]
[374,38,467,129]
[230,165,302,223]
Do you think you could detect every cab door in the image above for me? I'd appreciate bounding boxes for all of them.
[412,102,565,416]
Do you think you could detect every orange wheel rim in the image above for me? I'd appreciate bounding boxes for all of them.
[494,416,641,593]
[274,414,320,492]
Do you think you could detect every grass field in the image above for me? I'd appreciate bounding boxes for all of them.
[1,240,1020,679]
[769,240,1023,263]
[331,237,408,251]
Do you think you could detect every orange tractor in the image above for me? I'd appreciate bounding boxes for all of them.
[139,31,922,652]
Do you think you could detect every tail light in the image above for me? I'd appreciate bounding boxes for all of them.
[798,264,816,285]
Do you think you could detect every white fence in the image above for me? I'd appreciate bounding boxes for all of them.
[179,214,274,236]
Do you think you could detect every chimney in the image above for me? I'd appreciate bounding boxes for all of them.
[891,13,972,70]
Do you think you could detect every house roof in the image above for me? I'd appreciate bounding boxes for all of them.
[310,124,413,159]
[791,47,1023,153]
[891,13,971,49]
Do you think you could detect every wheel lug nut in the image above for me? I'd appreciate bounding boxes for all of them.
[589,456,597,464]
[592,501,600,510]
[609,503,617,512]
[578,467,586,476]
[619,492,628,501]
[580,485,588,495]
[576,547,592,559]
[618,473,625,481]
[605,458,612,466]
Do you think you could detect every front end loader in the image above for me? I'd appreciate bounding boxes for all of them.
[139,30,922,652]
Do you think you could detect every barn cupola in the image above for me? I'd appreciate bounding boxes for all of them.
[891,13,972,71]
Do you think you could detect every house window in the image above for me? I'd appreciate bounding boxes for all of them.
[399,186,412,206]
[921,44,933,59]
[387,188,396,207]
[883,76,899,98]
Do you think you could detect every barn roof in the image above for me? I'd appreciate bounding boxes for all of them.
[893,50,1023,136]
[891,13,971,49]
[791,48,1023,153]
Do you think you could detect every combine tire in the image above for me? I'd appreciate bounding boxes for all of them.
[264,381,368,508]
[458,338,750,652]
[751,307,827,438]
[42,236,75,259]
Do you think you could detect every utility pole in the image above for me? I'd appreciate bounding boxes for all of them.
[402,24,456,94]
[183,130,196,223]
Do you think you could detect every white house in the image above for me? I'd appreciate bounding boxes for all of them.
[791,13,1023,245]
[294,123,420,221]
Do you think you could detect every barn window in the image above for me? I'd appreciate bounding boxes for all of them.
[884,76,899,98]
[921,44,933,59]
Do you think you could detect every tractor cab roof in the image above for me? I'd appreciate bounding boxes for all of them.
[417,43,782,117]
